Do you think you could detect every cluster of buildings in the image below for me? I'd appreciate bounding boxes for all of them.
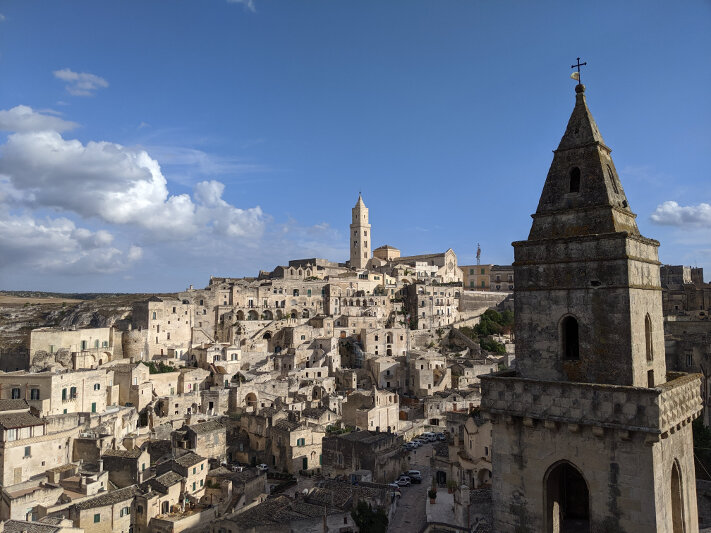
[0,192,514,532]
[0,82,705,533]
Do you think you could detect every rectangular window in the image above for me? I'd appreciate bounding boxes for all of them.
[469,268,474,275]
[11,388,20,399]
[91,402,96,413]
[24,446,31,457]
[94,383,101,391]
[7,429,16,441]
[94,513,100,523]
[30,389,40,400]
[193,482,196,491]
[193,467,196,474]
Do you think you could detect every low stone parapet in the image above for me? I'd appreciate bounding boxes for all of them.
[480,370,702,436]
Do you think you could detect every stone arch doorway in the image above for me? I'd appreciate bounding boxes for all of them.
[671,460,684,533]
[544,461,590,533]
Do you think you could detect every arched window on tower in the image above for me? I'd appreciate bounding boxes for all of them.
[645,314,653,361]
[569,167,581,193]
[561,316,580,360]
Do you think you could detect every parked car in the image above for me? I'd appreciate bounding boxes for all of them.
[403,442,416,450]
[256,463,269,472]
[409,440,422,448]
[436,433,446,441]
[396,476,411,487]
[407,470,422,478]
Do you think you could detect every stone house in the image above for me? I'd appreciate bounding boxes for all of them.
[29,326,115,367]
[406,352,452,398]
[489,264,514,292]
[0,402,74,486]
[0,368,111,416]
[360,327,408,357]
[171,420,226,462]
[423,389,481,427]
[135,470,183,532]
[269,419,324,473]
[321,430,406,483]
[101,447,151,488]
[405,281,461,330]
[460,264,492,291]
[367,356,402,389]
[341,388,399,432]
[68,485,137,533]
[155,451,208,498]
[132,296,193,360]
[111,363,152,411]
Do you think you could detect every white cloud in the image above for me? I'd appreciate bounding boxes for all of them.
[0,118,265,242]
[650,201,711,227]
[0,208,139,274]
[53,68,109,96]
[0,13,6,22]
[227,0,256,12]
[0,105,78,133]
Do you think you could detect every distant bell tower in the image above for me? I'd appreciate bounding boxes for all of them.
[350,194,371,269]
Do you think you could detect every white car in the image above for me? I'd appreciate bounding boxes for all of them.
[256,463,269,472]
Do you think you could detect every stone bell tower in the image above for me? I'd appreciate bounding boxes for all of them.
[350,194,371,269]
[480,82,702,533]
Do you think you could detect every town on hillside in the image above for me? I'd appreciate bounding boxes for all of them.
[0,84,709,533]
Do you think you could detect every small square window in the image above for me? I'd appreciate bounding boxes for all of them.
[94,513,101,523]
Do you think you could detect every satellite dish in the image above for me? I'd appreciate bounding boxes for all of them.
[302,489,309,495]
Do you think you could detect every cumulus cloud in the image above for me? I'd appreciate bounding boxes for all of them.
[0,209,140,274]
[0,105,78,133]
[227,0,256,12]
[650,201,711,227]
[0,116,265,242]
[53,68,109,96]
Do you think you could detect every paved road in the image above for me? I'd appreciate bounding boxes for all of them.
[388,442,434,533]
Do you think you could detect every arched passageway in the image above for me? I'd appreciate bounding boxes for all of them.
[545,461,590,533]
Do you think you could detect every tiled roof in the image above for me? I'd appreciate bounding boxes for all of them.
[73,486,138,510]
[227,495,342,528]
[273,419,301,432]
[0,399,30,412]
[174,451,205,468]
[0,411,43,429]
[189,420,224,434]
[3,520,61,533]
[102,448,143,459]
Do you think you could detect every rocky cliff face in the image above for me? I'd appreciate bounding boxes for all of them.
[0,292,174,351]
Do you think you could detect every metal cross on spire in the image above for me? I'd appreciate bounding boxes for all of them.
[571,57,587,84]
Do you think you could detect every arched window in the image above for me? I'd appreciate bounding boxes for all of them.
[606,165,619,194]
[561,316,579,360]
[645,314,653,361]
[671,460,684,533]
[569,167,581,193]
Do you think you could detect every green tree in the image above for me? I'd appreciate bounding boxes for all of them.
[351,501,388,533]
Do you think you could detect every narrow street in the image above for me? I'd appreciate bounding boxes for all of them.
[388,442,434,533]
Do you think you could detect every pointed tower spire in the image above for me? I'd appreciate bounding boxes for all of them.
[528,84,637,241]
[513,82,665,388]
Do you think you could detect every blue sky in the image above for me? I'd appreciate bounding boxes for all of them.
[0,1,709,292]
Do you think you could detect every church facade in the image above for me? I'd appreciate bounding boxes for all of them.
[480,83,702,532]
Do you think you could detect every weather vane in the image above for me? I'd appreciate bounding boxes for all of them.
[570,57,587,84]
